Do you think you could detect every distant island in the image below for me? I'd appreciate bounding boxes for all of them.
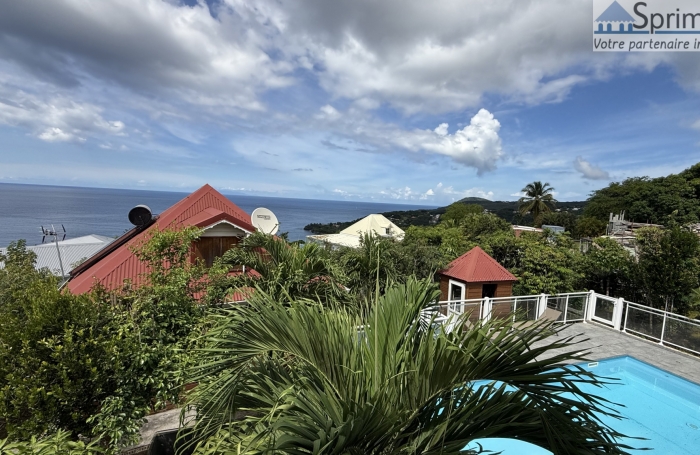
[304,197,587,234]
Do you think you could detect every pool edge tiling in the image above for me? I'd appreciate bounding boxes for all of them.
[534,322,700,387]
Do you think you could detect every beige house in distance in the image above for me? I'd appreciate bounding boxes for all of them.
[306,214,404,249]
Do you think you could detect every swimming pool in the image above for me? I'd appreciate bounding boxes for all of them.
[467,356,700,454]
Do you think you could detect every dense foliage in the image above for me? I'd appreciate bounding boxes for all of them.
[0,228,214,453]
[220,231,347,302]
[0,431,103,455]
[584,163,700,224]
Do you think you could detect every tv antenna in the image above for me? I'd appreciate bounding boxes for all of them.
[40,224,67,278]
[41,224,66,244]
[251,207,279,235]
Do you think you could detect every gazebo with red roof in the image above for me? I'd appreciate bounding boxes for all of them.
[67,184,256,295]
[438,246,517,303]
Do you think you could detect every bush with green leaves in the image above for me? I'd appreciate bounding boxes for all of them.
[574,216,607,238]
[482,231,582,295]
[0,431,103,455]
[332,233,447,300]
[0,242,115,440]
[0,228,213,452]
[577,237,634,297]
[633,226,700,311]
[220,231,347,303]
[440,202,483,224]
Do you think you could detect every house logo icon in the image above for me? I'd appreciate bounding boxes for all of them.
[593,0,700,51]
[594,1,648,34]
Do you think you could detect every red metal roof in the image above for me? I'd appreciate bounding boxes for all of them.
[67,184,255,294]
[440,246,517,283]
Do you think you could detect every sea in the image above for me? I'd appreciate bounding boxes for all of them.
[0,183,436,247]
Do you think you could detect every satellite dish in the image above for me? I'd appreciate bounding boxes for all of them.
[251,207,279,235]
[128,205,153,226]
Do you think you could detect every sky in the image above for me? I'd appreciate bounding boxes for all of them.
[1,0,700,205]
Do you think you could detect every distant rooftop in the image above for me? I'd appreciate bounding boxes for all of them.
[307,214,404,249]
[440,246,517,283]
[0,234,114,277]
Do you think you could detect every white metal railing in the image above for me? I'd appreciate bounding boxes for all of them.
[427,291,700,356]
[622,302,700,355]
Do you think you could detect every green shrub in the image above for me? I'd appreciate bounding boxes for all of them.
[0,431,103,455]
[0,228,211,452]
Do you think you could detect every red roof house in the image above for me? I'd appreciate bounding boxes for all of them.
[438,246,517,303]
[67,184,256,295]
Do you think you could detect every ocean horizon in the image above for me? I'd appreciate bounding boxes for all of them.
[0,183,436,247]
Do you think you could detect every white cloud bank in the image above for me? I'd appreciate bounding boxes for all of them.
[0,88,125,143]
[574,156,610,180]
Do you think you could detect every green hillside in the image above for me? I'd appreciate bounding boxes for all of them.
[304,200,587,233]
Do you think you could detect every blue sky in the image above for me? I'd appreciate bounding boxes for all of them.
[1,0,700,205]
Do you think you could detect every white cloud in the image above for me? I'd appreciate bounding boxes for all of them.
[420,182,494,202]
[38,127,80,142]
[573,156,610,180]
[434,123,449,136]
[0,0,294,111]
[419,109,502,173]
[0,89,125,143]
[2,0,700,121]
[380,186,414,199]
[379,109,502,173]
[316,104,341,120]
[269,0,608,113]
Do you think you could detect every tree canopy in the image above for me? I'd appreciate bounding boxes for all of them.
[584,163,700,225]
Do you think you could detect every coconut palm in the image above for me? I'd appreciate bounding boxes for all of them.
[182,279,632,455]
[518,181,557,227]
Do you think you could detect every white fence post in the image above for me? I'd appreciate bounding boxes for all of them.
[585,290,596,323]
[537,294,548,320]
[612,297,624,331]
[659,310,668,346]
[481,297,492,323]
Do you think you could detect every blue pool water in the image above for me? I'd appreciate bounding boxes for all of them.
[467,356,700,454]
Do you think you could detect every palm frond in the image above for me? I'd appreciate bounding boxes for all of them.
[183,279,634,455]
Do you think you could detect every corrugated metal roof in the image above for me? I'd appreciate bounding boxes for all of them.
[440,246,517,283]
[0,234,114,277]
[67,184,255,294]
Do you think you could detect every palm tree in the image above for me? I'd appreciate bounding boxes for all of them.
[219,231,346,302]
[336,233,399,299]
[518,181,557,227]
[181,279,632,455]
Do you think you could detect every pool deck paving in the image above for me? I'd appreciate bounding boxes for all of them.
[537,321,700,385]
